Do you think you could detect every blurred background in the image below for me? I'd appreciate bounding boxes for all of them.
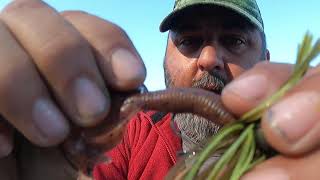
[1,0,319,90]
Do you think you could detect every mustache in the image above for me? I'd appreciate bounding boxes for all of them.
[192,71,227,94]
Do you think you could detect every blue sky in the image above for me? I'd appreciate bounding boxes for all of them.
[0,1,319,90]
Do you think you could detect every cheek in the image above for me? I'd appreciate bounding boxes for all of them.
[225,63,247,80]
[166,56,198,87]
[226,55,261,80]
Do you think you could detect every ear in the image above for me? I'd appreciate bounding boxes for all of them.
[266,49,270,61]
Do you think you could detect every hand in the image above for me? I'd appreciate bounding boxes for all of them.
[0,0,145,179]
[222,61,320,180]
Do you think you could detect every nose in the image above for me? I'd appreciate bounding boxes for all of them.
[197,45,224,71]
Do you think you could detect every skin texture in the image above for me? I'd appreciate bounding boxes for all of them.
[0,1,320,180]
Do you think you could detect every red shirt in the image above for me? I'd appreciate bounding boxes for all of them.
[93,111,182,180]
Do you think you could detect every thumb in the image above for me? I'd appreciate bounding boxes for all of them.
[261,71,320,155]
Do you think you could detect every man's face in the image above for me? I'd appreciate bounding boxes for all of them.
[164,6,267,149]
[164,7,266,90]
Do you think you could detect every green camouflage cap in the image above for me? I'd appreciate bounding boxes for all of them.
[160,0,264,32]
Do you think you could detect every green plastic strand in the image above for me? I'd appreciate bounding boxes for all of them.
[296,33,313,66]
[185,123,244,180]
[206,124,254,180]
[239,134,256,175]
[230,126,255,180]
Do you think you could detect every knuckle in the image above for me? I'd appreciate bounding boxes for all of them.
[107,22,128,39]
[97,23,131,53]
[60,10,89,18]
[98,17,128,41]
[62,11,130,47]
[37,31,88,61]
[61,10,126,36]
[2,0,43,16]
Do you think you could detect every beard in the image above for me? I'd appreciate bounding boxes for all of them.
[173,113,220,151]
[163,63,227,152]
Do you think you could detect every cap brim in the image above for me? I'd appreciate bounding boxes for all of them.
[160,2,263,32]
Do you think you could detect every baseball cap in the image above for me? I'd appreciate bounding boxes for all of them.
[160,0,264,32]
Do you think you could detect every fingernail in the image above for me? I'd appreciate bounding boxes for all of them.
[224,74,268,102]
[111,48,145,83]
[266,91,320,143]
[241,168,289,180]
[33,99,69,143]
[74,77,108,124]
[0,134,13,157]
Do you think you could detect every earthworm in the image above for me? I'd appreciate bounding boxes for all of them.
[121,88,235,125]
[62,87,236,176]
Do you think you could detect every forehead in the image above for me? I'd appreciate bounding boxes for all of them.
[171,5,255,33]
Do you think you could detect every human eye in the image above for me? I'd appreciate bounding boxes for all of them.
[220,35,246,53]
[177,36,203,54]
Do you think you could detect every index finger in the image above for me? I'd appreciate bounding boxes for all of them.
[62,11,146,91]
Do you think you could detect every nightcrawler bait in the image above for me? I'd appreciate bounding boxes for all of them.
[121,88,235,126]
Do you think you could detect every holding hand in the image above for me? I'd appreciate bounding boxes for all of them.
[0,0,145,179]
[222,62,320,180]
